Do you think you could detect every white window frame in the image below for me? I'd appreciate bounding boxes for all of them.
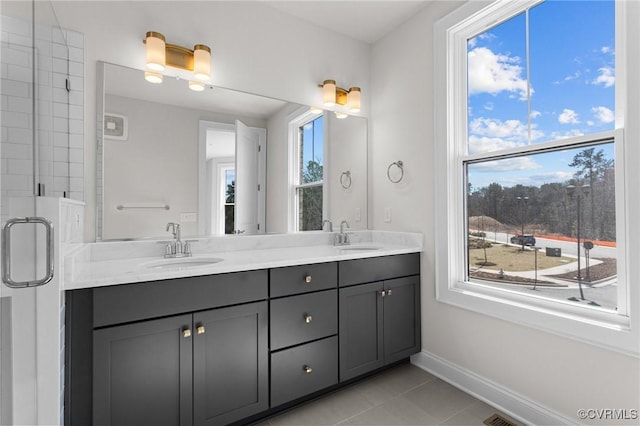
[287,107,326,232]
[434,0,639,356]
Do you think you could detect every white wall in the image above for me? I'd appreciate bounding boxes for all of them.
[51,0,371,241]
[370,1,639,423]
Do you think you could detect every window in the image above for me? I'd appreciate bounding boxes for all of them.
[289,110,325,232]
[222,167,235,235]
[435,0,639,355]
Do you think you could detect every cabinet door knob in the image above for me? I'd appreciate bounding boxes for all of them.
[304,313,313,324]
[182,328,192,338]
[303,365,313,374]
[197,325,205,335]
[379,290,386,297]
[387,289,393,296]
[304,274,312,283]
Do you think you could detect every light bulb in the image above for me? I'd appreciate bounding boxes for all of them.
[144,71,163,84]
[189,80,205,92]
[193,44,211,81]
[145,31,166,71]
[335,111,348,119]
[347,87,361,113]
[322,80,336,107]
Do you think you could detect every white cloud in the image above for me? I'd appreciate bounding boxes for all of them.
[558,109,580,124]
[471,157,541,173]
[467,47,530,99]
[549,129,585,140]
[483,102,494,111]
[468,117,544,154]
[592,106,614,123]
[530,110,541,119]
[601,46,613,54]
[529,171,574,184]
[593,66,615,87]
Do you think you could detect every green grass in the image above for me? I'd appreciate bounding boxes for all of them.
[469,242,572,272]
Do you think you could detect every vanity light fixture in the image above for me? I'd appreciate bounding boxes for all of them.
[143,31,212,91]
[319,79,362,114]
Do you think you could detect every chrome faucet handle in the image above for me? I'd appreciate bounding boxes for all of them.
[183,240,197,256]
[166,222,179,237]
[322,220,333,232]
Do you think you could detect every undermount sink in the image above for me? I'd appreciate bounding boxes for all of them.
[337,245,383,252]
[143,257,224,269]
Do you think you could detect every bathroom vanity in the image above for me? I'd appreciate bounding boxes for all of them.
[63,231,422,425]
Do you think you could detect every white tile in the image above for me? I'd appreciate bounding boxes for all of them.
[404,379,477,422]
[69,118,83,134]
[69,163,83,178]
[1,143,30,159]
[53,101,68,119]
[35,39,52,57]
[68,75,83,93]
[52,72,67,90]
[1,16,30,37]
[7,64,32,83]
[1,45,30,67]
[2,111,30,128]
[69,178,83,192]
[7,159,33,175]
[68,90,83,106]
[68,46,83,63]
[53,146,68,162]
[69,104,83,120]
[52,87,67,103]
[68,60,83,77]
[52,42,68,60]
[53,132,67,147]
[54,161,69,177]
[39,146,53,162]
[69,148,83,163]
[52,57,67,74]
[51,28,65,45]
[7,95,32,113]
[8,33,33,48]
[63,30,84,49]
[7,127,32,144]
[38,99,52,117]
[2,173,31,191]
[53,116,68,133]
[0,79,30,97]
[34,23,52,42]
[37,130,52,146]
[69,133,83,149]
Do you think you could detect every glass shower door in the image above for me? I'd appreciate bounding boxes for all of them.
[0,0,71,424]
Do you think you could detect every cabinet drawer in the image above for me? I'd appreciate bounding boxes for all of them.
[270,336,338,407]
[339,253,420,287]
[93,270,268,327]
[270,262,337,297]
[270,290,337,350]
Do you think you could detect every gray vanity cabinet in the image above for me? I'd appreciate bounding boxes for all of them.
[90,271,269,426]
[93,314,193,426]
[269,262,339,407]
[338,254,421,382]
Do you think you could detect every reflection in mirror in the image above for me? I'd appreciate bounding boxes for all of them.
[96,62,367,241]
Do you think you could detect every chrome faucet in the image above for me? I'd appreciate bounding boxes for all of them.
[164,222,192,258]
[322,219,333,232]
[334,220,351,246]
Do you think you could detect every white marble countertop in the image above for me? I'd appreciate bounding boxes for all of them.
[63,231,423,290]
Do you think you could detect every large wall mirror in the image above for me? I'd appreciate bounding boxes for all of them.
[96,62,368,241]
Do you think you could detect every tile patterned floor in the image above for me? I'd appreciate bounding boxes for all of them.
[260,363,517,426]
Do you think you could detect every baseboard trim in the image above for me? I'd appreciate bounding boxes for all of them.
[411,351,575,425]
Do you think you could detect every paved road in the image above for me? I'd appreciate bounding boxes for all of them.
[482,231,616,259]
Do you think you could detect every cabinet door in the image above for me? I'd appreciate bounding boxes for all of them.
[93,314,193,426]
[383,276,421,364]
[339,281,384,381]
[193,301,268,426]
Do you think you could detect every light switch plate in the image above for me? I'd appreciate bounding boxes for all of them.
[180,212,197,222]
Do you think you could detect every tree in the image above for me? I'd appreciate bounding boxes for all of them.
[569,148,614,239]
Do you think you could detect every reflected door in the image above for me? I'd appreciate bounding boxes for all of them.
[234,120,266,235]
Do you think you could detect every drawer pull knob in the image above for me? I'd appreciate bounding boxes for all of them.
[387,289,393,296]
[183,329,192,338]
[304,275,312,283]
[303,365,313,374]
[197,325,206,335]
[380,290,386,297]
[304,314,313,324]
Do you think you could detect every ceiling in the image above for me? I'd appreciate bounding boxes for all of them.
[263,1,432,44]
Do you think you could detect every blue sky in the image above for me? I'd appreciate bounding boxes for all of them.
[467,0,615,189]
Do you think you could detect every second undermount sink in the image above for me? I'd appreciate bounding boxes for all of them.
[143,256,224,269]
[337,245,383,252]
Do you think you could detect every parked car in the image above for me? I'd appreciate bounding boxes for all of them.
[510,234,536,246]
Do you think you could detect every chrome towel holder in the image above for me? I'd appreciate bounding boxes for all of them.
[340,171,352,189]
[387,160,404,183]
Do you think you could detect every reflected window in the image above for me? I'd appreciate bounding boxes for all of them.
[222,167,235,234]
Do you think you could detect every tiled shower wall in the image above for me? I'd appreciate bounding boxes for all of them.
[1,14,84,220]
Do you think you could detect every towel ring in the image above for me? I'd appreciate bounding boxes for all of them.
[340,171,352,189]
[387,161,404,183]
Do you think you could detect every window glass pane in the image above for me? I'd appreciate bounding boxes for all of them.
[298,186,323,231]
[529,1,615,142]
[225,169,235,204]
[300,115,324,183]
[466,142,617,310]
[467,12,528,154]
[467,1,615,154]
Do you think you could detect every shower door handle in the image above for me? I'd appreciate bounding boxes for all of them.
[2,217,54,288]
